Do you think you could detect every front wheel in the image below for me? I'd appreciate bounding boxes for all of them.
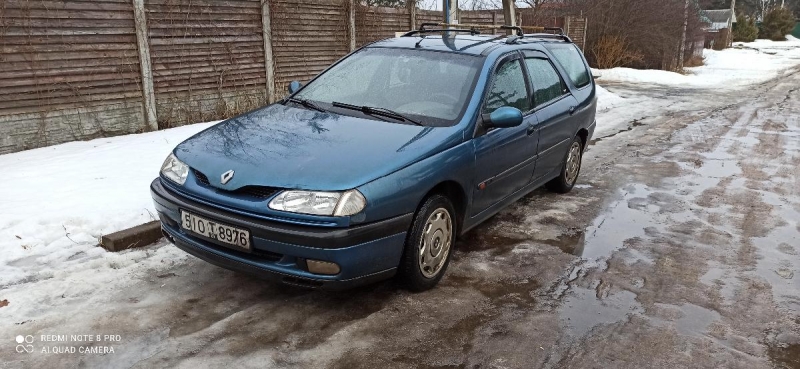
[397,195,456,292]
[546,136,584,193]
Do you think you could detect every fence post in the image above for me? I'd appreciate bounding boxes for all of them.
[348,0,356,51]
[260,0,276,102]
[131,0,158,131]
[581,18,588,51]
[408,0,416,31]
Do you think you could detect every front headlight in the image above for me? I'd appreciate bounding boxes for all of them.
[160,153,189,185]
[268,189,366,216]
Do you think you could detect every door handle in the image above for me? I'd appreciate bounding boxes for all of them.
[569,106,576,115]
[526,124,536,135]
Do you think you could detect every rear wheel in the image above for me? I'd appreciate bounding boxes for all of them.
[397,195,456,292]
[546,135,584,193]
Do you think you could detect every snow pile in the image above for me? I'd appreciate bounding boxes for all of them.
[596,85,627,112]
[0,122,215,287]
[595,38,800,88]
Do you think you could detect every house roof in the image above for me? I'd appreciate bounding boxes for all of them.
[702,9,737,24]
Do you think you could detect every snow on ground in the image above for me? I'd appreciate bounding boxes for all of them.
[0,37,798,315]
[593,37,800,88]
[0,122,216,287]
[591,37,800,136]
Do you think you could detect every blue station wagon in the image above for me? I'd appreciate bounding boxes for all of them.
[151,26,597,291]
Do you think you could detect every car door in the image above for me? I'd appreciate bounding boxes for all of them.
[523,51,580,183]
[471,52,540,216]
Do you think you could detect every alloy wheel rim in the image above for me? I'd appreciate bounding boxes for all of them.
[565,142,582,184]
[418,208,453,278]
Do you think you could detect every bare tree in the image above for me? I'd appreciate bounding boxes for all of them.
[518,0,552,21]
[565,0,705,71]
[468,0,504,10]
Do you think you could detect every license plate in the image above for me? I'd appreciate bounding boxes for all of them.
[180,210,251,250]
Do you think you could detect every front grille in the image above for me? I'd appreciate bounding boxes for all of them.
[192,169,279,199]
[194,170,210,186]
[233,186,280,199]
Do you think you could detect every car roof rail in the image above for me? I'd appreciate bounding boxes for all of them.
[522,33,573,43]
[401,22,482,37]
[508,26,571,43]
[401,23,572,44]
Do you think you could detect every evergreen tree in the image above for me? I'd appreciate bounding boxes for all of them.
[733,15,759,41]
[761,7,796,40]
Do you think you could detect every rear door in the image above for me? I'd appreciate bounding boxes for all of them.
[523,50,579,183]
[545,43,597,135]
[471,52,539,215]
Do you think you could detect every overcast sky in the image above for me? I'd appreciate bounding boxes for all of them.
[419,0,531,11]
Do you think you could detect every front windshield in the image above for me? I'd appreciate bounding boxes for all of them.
[295,47,483,127]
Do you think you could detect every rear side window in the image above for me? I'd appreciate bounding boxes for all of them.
[547,44,591,88]
[483,59,531,114]
[524,58,563,106]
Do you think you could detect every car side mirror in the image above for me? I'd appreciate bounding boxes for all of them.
[288,81,303,94]
[482,107,523,128]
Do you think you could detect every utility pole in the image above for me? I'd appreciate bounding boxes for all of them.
[502,0,516,33]
[726,0,736,47]
[442,0,458,25]
[679,0,688,70]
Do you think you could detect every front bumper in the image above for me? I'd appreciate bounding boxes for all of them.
[150,178,412,290]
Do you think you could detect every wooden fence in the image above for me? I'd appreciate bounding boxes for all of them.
[0,1,588,154]
[0,0,145,153]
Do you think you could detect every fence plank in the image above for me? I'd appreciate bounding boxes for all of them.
[261,0,276,102]
[132,0,158,131]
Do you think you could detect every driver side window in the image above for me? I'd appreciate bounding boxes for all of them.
[482,59,531,115]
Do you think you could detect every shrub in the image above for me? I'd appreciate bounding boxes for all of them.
[684,55,704,67]
[733,16,759,42]
[761,7,796,41]
[590,35,644,69]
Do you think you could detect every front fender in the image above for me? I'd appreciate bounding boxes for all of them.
[357,141,475,223]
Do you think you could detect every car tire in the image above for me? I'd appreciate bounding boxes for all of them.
[546,135,584,194]
[397,194,456,292]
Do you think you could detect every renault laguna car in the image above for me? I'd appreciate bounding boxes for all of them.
[151,27,597,291]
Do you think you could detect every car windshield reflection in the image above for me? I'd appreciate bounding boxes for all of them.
[294,48,483,127]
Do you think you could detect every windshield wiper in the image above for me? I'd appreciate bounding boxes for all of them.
[285,97,327,113]
[331,101,424,126]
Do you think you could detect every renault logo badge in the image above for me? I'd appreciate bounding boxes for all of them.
[220,170,235,185]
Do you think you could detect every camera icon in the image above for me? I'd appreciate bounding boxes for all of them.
[15,335,34,353]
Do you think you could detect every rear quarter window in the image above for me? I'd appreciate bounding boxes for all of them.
[546,44,591,89]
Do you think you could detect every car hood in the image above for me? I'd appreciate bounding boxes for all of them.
[174,104,463,191]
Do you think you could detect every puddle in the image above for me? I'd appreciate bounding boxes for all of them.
[699,261,737,304]
[648,303,721,337]
[580,184,658,262]
[559,286,642,337]
[540,230,586,256]
[446,275,539,305]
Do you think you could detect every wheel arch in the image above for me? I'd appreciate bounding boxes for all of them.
[577,128,589,148]
[419,180,468,235]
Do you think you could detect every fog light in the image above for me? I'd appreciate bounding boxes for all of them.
[306,260,340,275]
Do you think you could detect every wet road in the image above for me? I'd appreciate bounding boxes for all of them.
[4,70,800,368]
